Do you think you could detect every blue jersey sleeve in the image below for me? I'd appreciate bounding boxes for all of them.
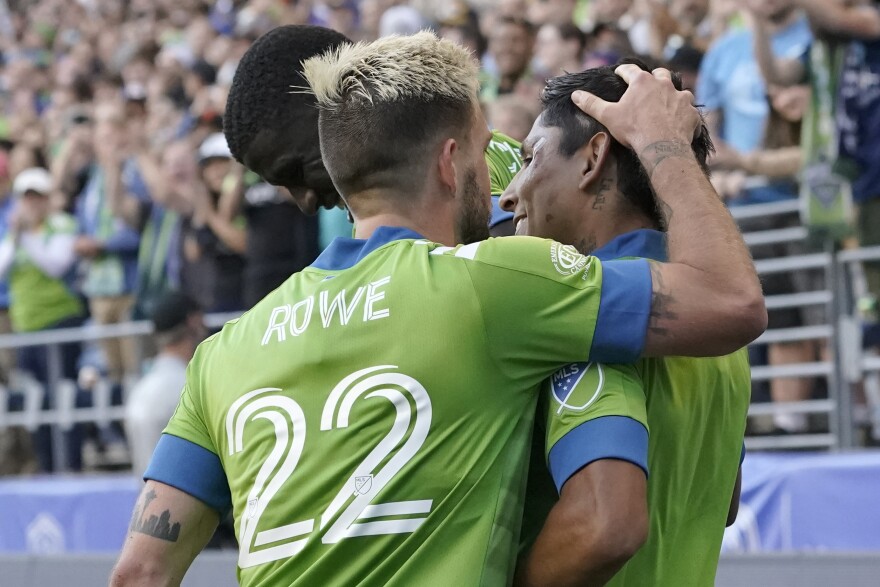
[591,259,652,363]
[145,434,232,516]
[542,362,649,493]
[548,416,649,492]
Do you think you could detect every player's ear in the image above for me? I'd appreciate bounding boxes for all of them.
[577,131,611,192]
[437,138,459,198]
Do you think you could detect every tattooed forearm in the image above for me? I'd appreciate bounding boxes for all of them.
[649,261,678,336]
[129,489,182,542]
[639,140,692,180]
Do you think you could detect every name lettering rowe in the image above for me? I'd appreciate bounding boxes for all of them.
[261,276,392,346]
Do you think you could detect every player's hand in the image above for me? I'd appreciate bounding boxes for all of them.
[570,65,701,153]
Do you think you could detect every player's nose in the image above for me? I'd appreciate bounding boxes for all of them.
[499,183,518,213]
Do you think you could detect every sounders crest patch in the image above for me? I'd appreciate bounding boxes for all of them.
[550,242,590,276]
[551,362,605,414]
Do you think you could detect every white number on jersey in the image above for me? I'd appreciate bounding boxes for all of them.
[225,367,434,568]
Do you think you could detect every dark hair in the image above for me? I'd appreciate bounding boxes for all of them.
[540,58,713,229]
[224,25,350,186]
[319,93,474,197]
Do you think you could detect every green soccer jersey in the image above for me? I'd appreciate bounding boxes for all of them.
[520,229,750,587]
[486,131,523,197]
[152,227,653,586]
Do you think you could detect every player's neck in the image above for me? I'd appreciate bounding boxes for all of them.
[589,213,658,252]
[353,212,456,246]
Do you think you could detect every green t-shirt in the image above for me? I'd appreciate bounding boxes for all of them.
[8,213,82,332]
[155,228,652,586]
[520,230,750,587]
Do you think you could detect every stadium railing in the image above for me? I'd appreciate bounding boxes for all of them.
[0,313,239,472]
[0,199,877,466]
[730,198,851,450]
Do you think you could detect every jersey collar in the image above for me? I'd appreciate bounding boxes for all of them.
[310,225,426,271]
[591,229,668,262]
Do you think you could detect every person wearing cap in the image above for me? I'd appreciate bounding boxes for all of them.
[178,133,246,312]
[124,292,205,478]
[0,167,84,472]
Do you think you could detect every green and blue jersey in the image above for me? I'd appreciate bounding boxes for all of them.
[147,228,652,586]
[521,229,750,587]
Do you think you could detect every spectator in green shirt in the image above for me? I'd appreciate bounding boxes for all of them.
[0,167,84,471]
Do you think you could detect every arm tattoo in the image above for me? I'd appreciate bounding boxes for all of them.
[129,488,182,542]
[649,262,678,336]
[639,140,691,180]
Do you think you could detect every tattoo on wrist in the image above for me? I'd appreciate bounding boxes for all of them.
[639,141,691,179]
[649,262,678,336]
[129,489,182,542]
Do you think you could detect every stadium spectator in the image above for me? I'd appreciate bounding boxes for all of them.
[133,140,192,319]
[533,22,587,79]
[0,167,84,472]
[481,16,538,102]
[644,0,714,59]
[697,0,811,177]
[485,94,539,142]
[752,0,880,304]
[0,149,16,382]
[698,0,814,434]
[179,133,246,313]
[125,292,204,478]
[74,102,144,388]
[528,0,579,27]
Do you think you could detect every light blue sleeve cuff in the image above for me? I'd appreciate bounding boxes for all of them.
[548,415,649,494]
[144,434,232,517]
[590,259,652,363]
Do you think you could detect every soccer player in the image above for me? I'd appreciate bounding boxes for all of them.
[110,33,765,586]
[501,64,750,586]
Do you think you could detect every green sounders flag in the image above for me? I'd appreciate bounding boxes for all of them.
[801,40,856,242]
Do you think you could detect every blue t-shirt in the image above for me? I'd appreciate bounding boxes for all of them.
[839,38,880,202]
[697,18,813,154]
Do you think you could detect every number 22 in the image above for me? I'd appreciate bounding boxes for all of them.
[225,366,433,568]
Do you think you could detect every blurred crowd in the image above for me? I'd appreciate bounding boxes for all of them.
[0,0,878,474]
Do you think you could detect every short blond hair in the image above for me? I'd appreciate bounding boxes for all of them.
[300,32,482,198]
[302,31,479,110]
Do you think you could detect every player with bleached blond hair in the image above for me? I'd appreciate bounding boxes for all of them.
[111,31,764,587]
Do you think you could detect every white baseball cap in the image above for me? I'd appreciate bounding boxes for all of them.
[198,133,232,164]
[13,167,53,196]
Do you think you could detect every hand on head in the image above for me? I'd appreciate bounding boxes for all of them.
[570,64,701,153]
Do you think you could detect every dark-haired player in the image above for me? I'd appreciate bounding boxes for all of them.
[502,63,749,586]
[223,24,523,238]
